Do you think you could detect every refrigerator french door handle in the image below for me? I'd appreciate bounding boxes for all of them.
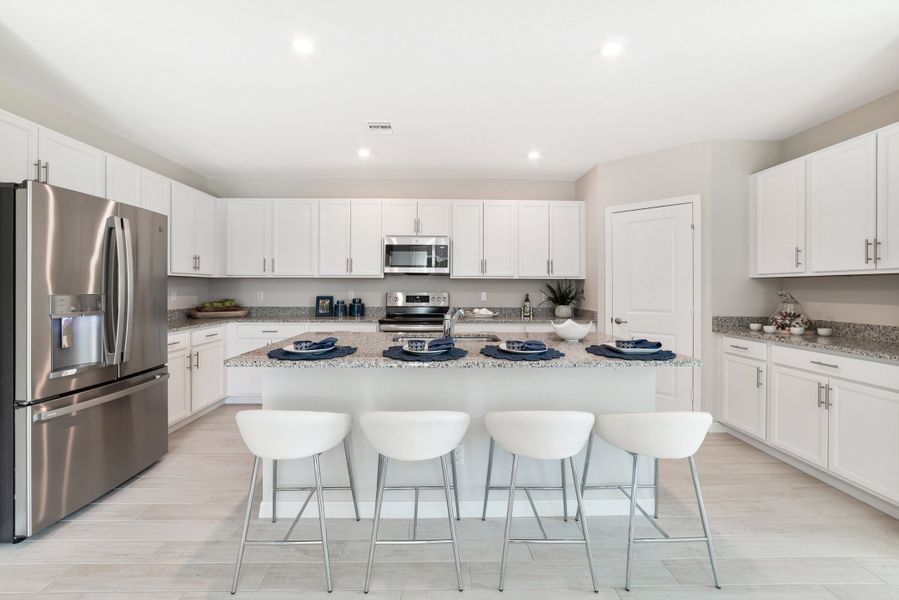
[32,374,169,422]
[104,216,127,365]
[121,216,135,363]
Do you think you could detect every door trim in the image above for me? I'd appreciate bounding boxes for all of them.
[603,194,702,411]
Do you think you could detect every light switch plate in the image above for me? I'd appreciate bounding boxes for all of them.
[480,292,487,302]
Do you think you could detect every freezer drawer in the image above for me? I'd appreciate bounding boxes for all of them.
[16,368,169,538]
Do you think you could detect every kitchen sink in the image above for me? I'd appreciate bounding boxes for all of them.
[392,333,500,342]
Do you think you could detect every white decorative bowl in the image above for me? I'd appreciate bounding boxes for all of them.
[762,325,777,334]
[749,323,762,331]
[551,319,593,342]
[790,326,806,336]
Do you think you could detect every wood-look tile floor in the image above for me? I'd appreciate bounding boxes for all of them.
[2,404,898,599]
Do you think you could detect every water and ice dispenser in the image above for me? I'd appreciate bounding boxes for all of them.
[48,294,105,378]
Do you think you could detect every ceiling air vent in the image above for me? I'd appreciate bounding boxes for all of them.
[366,121,394,134]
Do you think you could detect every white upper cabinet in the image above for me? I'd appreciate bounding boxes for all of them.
[170,183,214,276]
[318,199,352,276]
[451,201,484,277]
[318,199,382,277]
[752,159,807,276]
[105,155,142,207]
[349,199,383,276]
[382,199,451,235]
[141,170,171,216]
[807,133,877,274]
[271,199,317,276]
[877,122,899,270]
[37,129,105,196]
[482,201,517,277]
[226,199,268,276]
[517,201,550,278]
[0,109,38,183]
[549,201,584,278]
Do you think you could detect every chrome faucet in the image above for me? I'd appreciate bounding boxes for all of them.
[443,308,465,338]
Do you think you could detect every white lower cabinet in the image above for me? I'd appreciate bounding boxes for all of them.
[191,340,226,411]
[769,364,829,468]
[166,334,192,426]
[166,327,227,427]
[721,353,766,440]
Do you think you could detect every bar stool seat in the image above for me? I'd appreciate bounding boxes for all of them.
[594,411,721,591]
[360,411,470,593]
[231,410,353,594]
[485,411,599,593]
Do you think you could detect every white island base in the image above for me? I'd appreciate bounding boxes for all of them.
[259,366,660,520]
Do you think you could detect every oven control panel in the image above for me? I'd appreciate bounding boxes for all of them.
[386,292,450,307]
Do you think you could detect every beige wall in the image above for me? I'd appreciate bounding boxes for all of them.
[207,176,575,200]
[0,78,209,191]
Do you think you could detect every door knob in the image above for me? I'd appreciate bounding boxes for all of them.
[613,317,628,324]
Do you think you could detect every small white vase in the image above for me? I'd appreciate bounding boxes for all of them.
[554,304,573,318]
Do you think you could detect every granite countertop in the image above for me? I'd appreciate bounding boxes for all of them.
[224,331,700,369]
[713,324,899,364]
[167,315,381,332]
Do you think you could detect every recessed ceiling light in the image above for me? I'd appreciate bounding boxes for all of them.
[599,41,624,57]
[527,150,541,160]
[357,147,372,158]
[292,38,315,55]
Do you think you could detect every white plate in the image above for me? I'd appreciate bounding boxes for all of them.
[499,342,547,354]
[614,346,662,355]
[402,343,450,355]
[282,344,333,355]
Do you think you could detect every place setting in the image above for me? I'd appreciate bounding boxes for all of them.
[480,338,565,361]
[267,336,358,361]
[585,338,676,361]
[383,336,468,362]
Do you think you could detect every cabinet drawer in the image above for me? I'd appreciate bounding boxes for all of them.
[771,345,899,391]
[191,325,226,347]
[236,323,306,340]
[167,332,190,353]
[722,336,767,361]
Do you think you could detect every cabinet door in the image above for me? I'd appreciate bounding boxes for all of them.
[190,342,225,411]
[141,170,171,216]
[166,347,192,425]
[349,199,383,277]
[0,109,38,182]
[808,133,877,273]
[38,129,105,196]
[753,160,806,275]
[828,379,899,503]
[769,365,828,467]
[105,155,142,207]
[193,191,215,275]
[417,200,451,235]
[272,199,316,276]
[382,199,418,235]
[483,201,517,277]
[721,353,766,439]
[877,122,899,270]
[226,199,269,276]
[318,199,351,276]
[451,201,484,277]
[549,201,583,278]
[517,201,550,278]
[169,183,196,275]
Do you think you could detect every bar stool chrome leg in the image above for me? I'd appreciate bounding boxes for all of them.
[364,454,387,594]
[690,456,721,589]
[481,437,495,520]
[498,454,519,592]
[271,459,278,523]
[441,453,464,591]
[561,459,568,521]
[653,457,660,519]
[625,453,639,592]
[231,456,260,594]
[450,452,461,520]
[344,437,361,521]
[569,456,598,593]
[311,454,333,593]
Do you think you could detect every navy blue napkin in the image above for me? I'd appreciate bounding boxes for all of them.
[293,337,337,351]
[481,345,563,361]
[586,344,676,361]
[615,338,662,350]
[427,337,455,351]
[268,346,356,361]
[507,340,547,352]
[384,346,467,362]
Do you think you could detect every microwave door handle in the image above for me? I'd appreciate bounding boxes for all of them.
[121,217,135,363]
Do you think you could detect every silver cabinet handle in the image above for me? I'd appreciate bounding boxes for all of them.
[205,332,218,338]
[550,259,554,274]
[810,360,839,369]
[186,356,192,370]
[33,374,168,422]
[261,330,278,333]
[817,382,825,407]
[42,161,49,183]
[613,317,628,325]
[197,255,201,271]
[546,259,551,275]
[794,246,802,268]
[756,366,763,388]
[271,257,275,273]
[865,239,873,264]
[194,351,199,369]
[483,258,487,274]
[34,159,42,181]
[729,344,749,351]
[263,257,267,272]
[874,238,882,263]
[825,384,833,410]
[167,341,179,346]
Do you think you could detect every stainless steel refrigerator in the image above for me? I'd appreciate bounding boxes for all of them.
[0,181,169,541]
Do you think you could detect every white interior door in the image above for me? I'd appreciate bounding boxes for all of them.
[610,202,695,412]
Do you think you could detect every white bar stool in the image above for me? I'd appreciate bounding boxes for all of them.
[485,411,598,593]
[360,411,470,593]
[231,410,353,594]
[594,411,721,591]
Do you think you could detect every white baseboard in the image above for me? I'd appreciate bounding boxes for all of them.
[167,399,226,433]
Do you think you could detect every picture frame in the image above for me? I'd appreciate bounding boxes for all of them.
[315,295,334,317]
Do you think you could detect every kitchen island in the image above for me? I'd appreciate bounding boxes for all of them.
[225,331,699,520]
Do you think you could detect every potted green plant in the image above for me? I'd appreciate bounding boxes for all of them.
[542,280,585,318]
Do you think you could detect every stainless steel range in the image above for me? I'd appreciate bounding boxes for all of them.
[377,292,450,333]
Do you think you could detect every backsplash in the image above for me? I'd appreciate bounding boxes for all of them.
[713,316,899,344]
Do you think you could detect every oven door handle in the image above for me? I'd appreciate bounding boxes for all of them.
[32,374,169,422]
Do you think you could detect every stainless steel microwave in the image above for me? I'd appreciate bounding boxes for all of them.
[384,236,450,274]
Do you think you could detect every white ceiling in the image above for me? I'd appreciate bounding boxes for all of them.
[1,0,899,180]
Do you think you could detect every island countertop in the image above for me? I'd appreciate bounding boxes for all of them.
[224,331,700,369]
